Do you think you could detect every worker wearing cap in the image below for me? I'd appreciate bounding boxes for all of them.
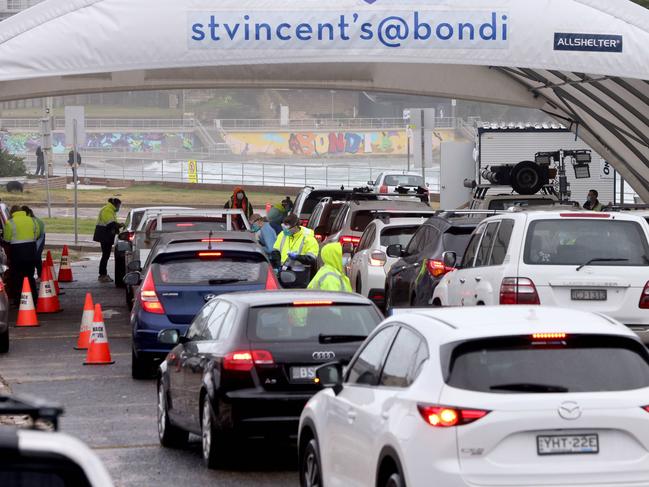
[271,214,319,281]
[4,205,41,305]
[308,242,352,292]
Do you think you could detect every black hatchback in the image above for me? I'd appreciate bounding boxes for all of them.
[156,291,382,469]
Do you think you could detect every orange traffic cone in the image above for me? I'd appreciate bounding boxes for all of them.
[74,293,94,350]
[36,265,61,313]
[46,251,60,295]
[84,304,114,365]
[58,245,73,282]
[16,277,38,328]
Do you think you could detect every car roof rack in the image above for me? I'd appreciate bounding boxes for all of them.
[434,210,504,219]
[0,394,64,431]
[603,204,649,212]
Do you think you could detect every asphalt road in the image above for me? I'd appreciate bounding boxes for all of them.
[1,257,299,487]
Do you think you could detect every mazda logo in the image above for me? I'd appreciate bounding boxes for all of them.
[312,351,336,361]
[558,401,582,420]
[204,294,218,302]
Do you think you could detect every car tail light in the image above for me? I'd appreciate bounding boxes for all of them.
[128,231,135,242]
[426,259,455,278]
[417,405,489,427]
[176,223,195,227]
[201,238,224,243]
[379,185,388,194]
[532,333,567,340]
[339,235,361,246]
[500,277,540,305]
[223,350,274,372]
[140,271,165,314]
[559,213,610,218]
[293,300,334,306]
[640,282,649,309]
[369,251,387,267]
[198,252,222,258]
[265,268,280,290]
[0,280,5,293]
[642,406,649,413]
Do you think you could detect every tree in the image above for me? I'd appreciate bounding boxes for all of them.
[0,149,27,177]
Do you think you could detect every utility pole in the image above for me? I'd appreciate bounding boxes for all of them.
[40,98,53,218]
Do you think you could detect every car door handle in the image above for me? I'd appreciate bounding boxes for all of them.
[459,278,466,284]
[475,277,482,282]
[347,411,357,423]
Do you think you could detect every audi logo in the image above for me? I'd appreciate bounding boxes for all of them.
[312,351,336,361]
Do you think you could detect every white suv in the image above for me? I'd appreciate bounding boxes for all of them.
[433,210,649,341]
[369,171,429,201]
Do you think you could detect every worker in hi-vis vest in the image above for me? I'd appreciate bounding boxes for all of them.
[271,214,319,288]
[4,205,41,305]
[308,242,353,292]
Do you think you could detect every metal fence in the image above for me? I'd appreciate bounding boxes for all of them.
[0,118,196,130]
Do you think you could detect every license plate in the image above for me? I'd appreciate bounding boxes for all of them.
[571,289,607,301]
[290,366,317,382]
[537,434,599,455]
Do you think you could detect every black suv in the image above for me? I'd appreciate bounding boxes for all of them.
[292,187,355,226]
[384,214,480,313]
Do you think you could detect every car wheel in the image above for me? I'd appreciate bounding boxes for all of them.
[131,348,153,380]
[300,438,323,487]
[114,251,126,288]
[0,328,8,353]
[384,472,405,487]
[201,396,229,469]
[157,380,188,448]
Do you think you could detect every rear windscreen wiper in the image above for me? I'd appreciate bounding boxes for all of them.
[319,334,367,344]
[576,258,628,271]
[208,278,246,285]
[490,383,569,393]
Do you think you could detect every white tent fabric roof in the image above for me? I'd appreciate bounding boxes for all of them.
[1,0,649,200]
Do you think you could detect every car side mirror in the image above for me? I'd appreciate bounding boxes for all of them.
[315,361,344,395]
[123,271,142,287]
[157,329,180,346]
[442,251,457,269]
[367,180,375,186]
[127,260,141,272]
[279,270,297,286]
[386,244,404,259]
[341,243,354,255]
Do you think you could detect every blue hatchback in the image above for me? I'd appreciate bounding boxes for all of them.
[128,236,278,378]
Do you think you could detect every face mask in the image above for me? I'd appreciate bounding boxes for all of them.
[236,193,244,201]
[283,228,292,237]
[251,224,261,233]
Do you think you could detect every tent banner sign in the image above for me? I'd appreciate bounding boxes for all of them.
[554,33,623,53]
[188,10,509,49]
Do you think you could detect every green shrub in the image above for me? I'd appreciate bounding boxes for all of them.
[0,149,27,177]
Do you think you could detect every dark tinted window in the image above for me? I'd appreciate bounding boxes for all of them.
[301,191,350,216]
[380,226,419,248]
[380,327,427,388]
[446,335,649,393]
[384,175,425,187]
[159,218,229,232]
[330,206,348,234]
[347,326,397,386]
[351,211,433,232]
[357,225,376,252]
[155,253,267,285]
[130,210,144,230]
[461,224,485,268]
[474,222,499,267]
[204,301,230,340]
[442,231,474,261]
[524,219,649,266]
[248,305,381,342]
[0,457,92,487]
[406,226,429,255]
[488,198,555,211]
[307,205,323,229]
[187,300,218,340]
[490,220,514,266]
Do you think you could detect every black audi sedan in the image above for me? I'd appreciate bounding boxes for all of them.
[156,290,382,469]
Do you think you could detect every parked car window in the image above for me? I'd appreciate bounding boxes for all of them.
[347,326,397,386]
[384,175,425,187]
[380,327,427,388]
[154,254,267,285]
[409,339,429,384]
[351,211,433,233]
[474,222,500,267]
[307,205,323,229]
[407,226,438,255]
[380,226,419,248]
[330,206,348,234]
[461,224,486,268]
[205,301,230,340]
[490,220,515,266]
[187,300,219,340]
[441,227,475,262]
[524,219,649,266]
[357,225,376,252]
[217,308,237,341]
[131,210,145,230]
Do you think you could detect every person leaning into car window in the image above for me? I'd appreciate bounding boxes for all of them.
[271,214,319,285]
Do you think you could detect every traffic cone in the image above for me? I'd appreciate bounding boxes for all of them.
[58,245,74,282]
[16,277,38,328]
[46,251,60,295]
[74,293,94,350]
[36,265,61,313]
[84,304,114,365]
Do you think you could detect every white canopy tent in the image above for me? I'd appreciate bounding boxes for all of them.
[1,0,649,199]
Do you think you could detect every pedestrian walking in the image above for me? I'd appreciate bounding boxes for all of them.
[308,242,353,292]
[93,198,122,283]
[35,146,45,176]
[22,206,45,278]
[68,149,82,182]
[4,205,41,305]
[249,213,278,256]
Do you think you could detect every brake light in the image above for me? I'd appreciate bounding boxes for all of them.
[426,259,455,278]
[532,333,567,340]
[128,232,135,242]
[176,223,195,227]
[417,405,489,428]
[140,271,165,314]
[223,350,274,371]
[642,406,649,413]
[559,213,610,218]
[369,251,387,267]
[499,277,540,305]
[198,252,222,258]
[379,185,388,194]
[640,282,649,309]
[201,238,224,243]
[0,280,5,293]
[265,268,280,290]
[339,235,361,246]
[293,300,334,306]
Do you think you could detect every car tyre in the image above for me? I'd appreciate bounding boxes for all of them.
[131,348,153,380]
[157,380,188,448]
[0,328,8,353]
[300,438,323,487]
[202,396,229,469]
[114,251,126,288]
[385,472,405,487]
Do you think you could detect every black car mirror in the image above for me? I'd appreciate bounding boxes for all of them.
[315,361,344,395]
[279,270,297,286]
[442,251,457,269]
[157,329,180,345]
[127,260,141,272]
[123,271,142,287]
[386,244,404,258]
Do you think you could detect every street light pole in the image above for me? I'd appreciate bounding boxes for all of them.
[330,90,335,120]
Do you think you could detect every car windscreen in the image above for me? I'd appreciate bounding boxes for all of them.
[524,219,649,266]
[351,211,433,232]
[488,198,554,210]
[248,305,381,342]
[154,252,267,285]
[380,226,419,247]
[384,175,425,187]
[444,335,649,393]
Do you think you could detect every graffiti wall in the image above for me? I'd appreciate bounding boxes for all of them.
[225,130,457,157]
[0,131,195,154]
